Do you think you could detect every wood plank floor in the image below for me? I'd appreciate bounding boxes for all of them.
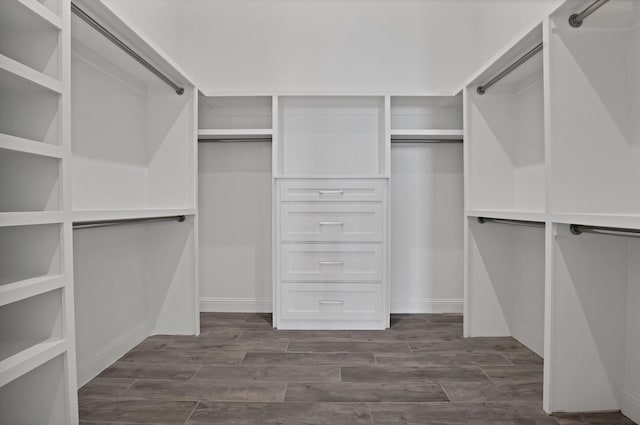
[79,313,636,425]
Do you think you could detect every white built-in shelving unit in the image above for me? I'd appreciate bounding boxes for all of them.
[69,0,200,388]
[464,1,640,422]
[0,0,78,423]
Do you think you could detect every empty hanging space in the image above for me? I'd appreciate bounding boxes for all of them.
[70,7,195,215]
[198,95,273,140]
[466,217,545,357]
[548,1,640,220]
[0,354,68,425]
[277,96,386,176]
[0,148,60,216]
[390,95,463,141]
[549,223,640,420]
[74,216,197,386]
[466,25,545,215]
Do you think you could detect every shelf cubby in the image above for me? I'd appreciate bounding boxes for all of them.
[71,13,195,213]
[466,25,545,214]
[466,217,545,356]
[0,148,60,214]
[0,67,60,145]
[548,223,640,415]
[199,95,273,137]
[548,2,640,217]
[0,224,61,287]
[390,95,463,139]
[0,354,68,424]
[0,0,60,79]
[278,96,386,176]
[0,289,62,365]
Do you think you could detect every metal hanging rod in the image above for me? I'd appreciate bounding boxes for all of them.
[391,139,463,144]
[198,138,273,143]
[477,217,545,228]
[476,42,543,95]
[570,224,640,238]
[71,2,184,95]
[73,215,186,230]
[569,0,610,28]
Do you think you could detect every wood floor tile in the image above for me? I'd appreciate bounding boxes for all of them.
[186,402,372,425]
[341,365,489,383]
[79,398,197,424]
[503,350,544,365]
[193,365,340,382]
[284,382,449,402]
[241,352,375,366]
[121,349,245,365]
[238,330,353,341]
[98,362,199,380]
[442,381,543,402]
[287,340,409,353]
[374,352,512,367]
[78,378,135,399]
[480,365,544,382]
[163,338,288,352]
[123,379,286,402]
[350,330,458,342]
[553,412,637,425]
[408,337,529,353]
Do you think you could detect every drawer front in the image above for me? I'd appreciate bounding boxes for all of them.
[279,179,383,202]
[280,283,383,321]
[280,203,383,242]
[281,244,382,282]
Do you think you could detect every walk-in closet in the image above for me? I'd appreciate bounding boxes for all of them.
[2,0,639,423]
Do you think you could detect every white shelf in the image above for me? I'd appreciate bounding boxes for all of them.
[0,212,63,228]
[72,208,196,223]
[0,133,63,158]
[198,129,273,140]
[0,274,64,308]
[0,338,66,387]
[551,213,640,230]
[274,175,389,180]
[1,0,62,31]
[0,54,62,94]
[390,129,463,141]
[466,209,546,222]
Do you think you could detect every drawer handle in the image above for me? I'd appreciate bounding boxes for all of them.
[319,300,344,305]
[319,221,344,226]
[318,190,344,195]
[319,261,345,266]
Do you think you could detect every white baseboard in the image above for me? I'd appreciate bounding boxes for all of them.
[511,321,544,357]
[77,321,149,387]
[390,298,463,314]
[200,297,272,313]
[622,389,640,424]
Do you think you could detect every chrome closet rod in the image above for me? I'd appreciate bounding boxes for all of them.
[569,0,610,28]
[71,2,184,95]
[476,42,543,95]
[477,217,545,228]
[198,138,273,143]
[391,139,463,144]
[73,215,186,230]
[570,224,640,238]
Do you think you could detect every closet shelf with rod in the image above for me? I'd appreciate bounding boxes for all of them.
[390,129,463,141]
[198,129,273,141]
[73,215,186,230]
[570,224,640,238]
[476,42,543,95]
[477,217,545,228]
[72,209,196,224]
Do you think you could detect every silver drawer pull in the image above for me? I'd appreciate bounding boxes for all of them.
[319,300,344,305]
[319,261,345,266]
[319,221,344,226]
[318,190,344,195]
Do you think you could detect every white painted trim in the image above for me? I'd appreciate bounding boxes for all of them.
[77,321,149,387]
[622,390,640,424]
[390,298,463,314]
[200,297,273,313]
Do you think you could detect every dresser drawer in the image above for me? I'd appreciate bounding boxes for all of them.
[279,179,383,202]
[281,243,382,282]
[280,283,383,321]
[280,203,383,242]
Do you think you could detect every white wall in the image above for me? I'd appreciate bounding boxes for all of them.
[198,142,273,312]
[390,143,464,313]
[104,0,562,93]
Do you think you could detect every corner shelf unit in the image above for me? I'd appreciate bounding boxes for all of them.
[0,0,78,423]
[464,2,640,423]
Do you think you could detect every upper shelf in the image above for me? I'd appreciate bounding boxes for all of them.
[390,129,463,141]
[198,129,273,141]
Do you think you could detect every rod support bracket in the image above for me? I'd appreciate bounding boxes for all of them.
[477,217,486,224]
[568,13,583,28]
[176,87,185,95]
[476,86,486,96]
[570,224,583,235]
